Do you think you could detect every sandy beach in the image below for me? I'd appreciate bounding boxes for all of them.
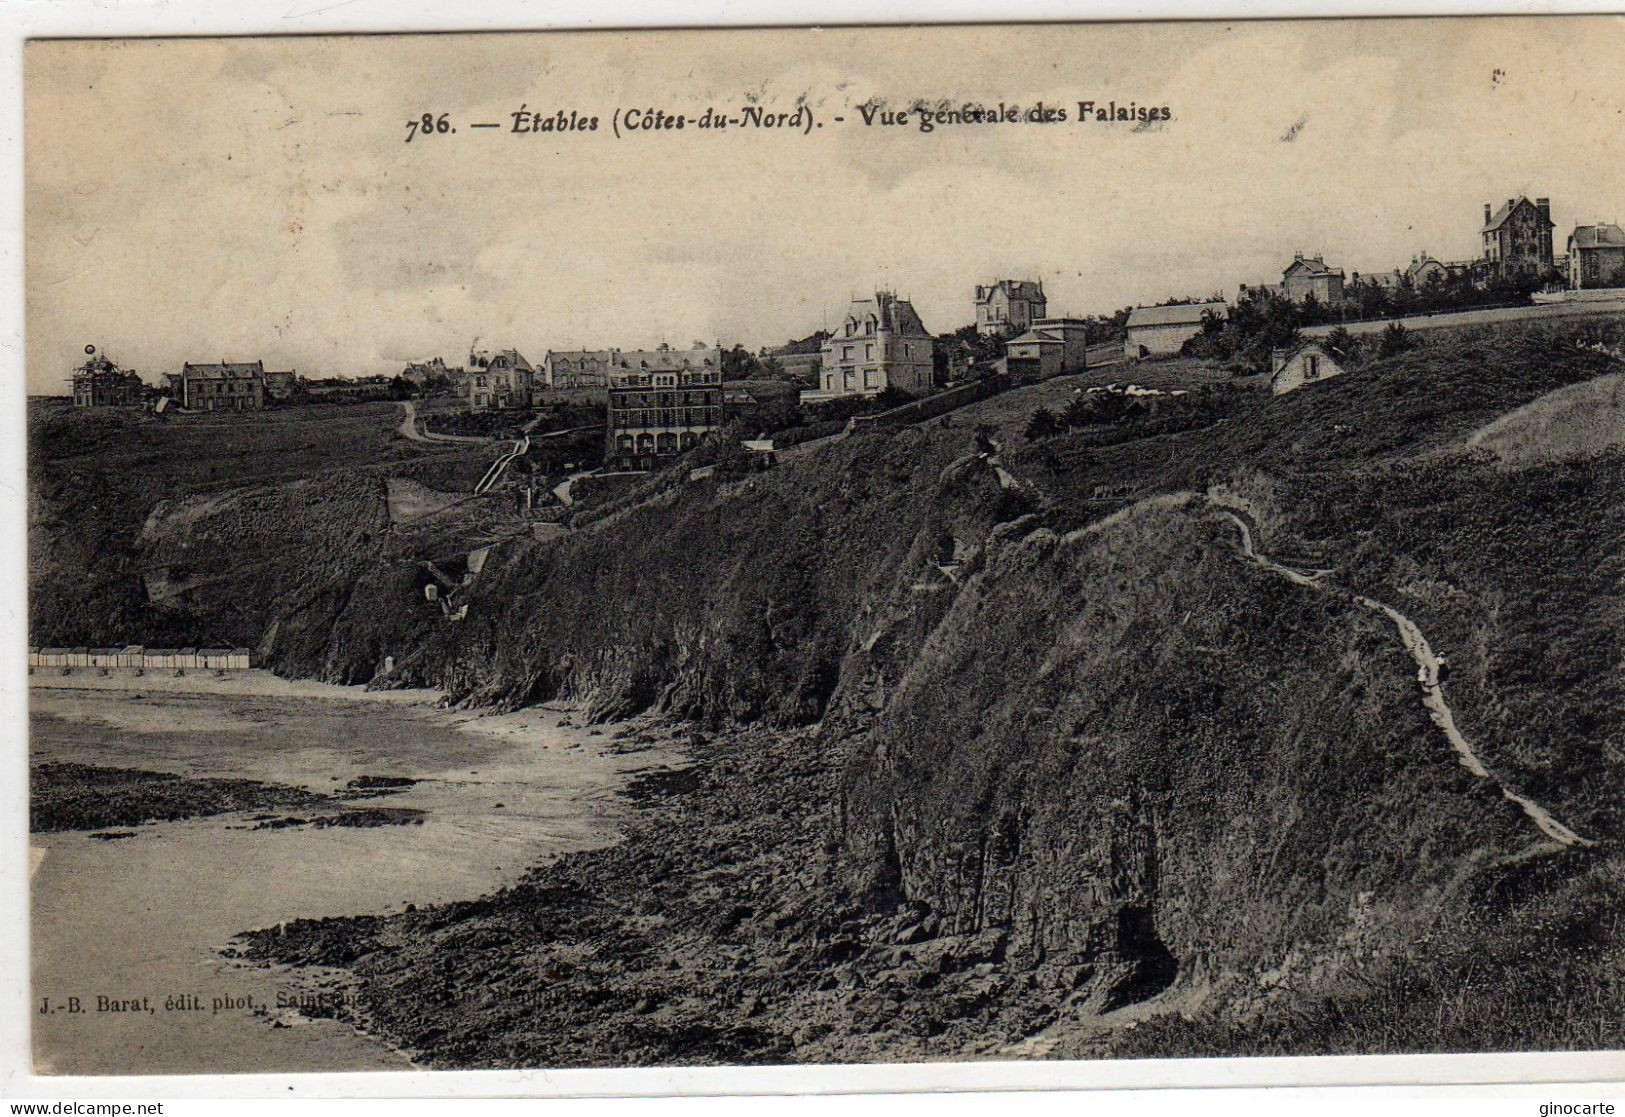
[27,671,686,1075]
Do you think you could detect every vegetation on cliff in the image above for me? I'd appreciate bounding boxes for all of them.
[32,318,1625,1062]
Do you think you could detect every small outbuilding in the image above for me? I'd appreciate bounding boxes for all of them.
[1124,302,1227,361]
[1270,341,1348,395]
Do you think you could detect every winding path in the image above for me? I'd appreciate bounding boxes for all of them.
[1211,499,1594,849]
[395,401,489,445]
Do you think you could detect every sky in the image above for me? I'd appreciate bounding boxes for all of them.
[24,17,1625,392]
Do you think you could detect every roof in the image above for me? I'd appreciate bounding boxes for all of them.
[1283,255,1345,279]
[1484,197,1554,232]
[1240,283,1286,298]
[1272,340,1344,382]
[1278,339,1338,363]
[835,291,932,339]
[977,279,1046,304]
[1008,320,1085,346]
[1570,224,1625,250]
[552,346,719,372]
[181,361,264,379]
[611,346,719,372]
[1406,256,1449,279]
[473,348,534,373]
[1126,302,1227,329]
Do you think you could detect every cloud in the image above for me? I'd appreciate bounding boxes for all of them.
[25,19,1625,392]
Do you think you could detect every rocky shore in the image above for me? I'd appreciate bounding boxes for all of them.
[236,718,1118,1067]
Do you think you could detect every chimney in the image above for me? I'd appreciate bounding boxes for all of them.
[1271,348,1287,373]
[1484,203,1492,225]
[1537,197,1551,220]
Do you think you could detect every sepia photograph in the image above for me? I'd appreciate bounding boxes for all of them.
[16,12,1625,1087]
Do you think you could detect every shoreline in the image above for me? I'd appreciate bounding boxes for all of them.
[29,672,693,1074]
[28,667,440,705]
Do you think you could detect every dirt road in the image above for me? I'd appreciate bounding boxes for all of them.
[396,400,486,445]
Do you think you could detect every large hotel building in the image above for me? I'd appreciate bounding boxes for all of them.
[604,343,724,471]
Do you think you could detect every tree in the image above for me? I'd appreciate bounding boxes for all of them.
[1323,326,1360,362]
[1377,322,1416,358]
[722,345,765,381]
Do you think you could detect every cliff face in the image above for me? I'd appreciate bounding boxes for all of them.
[834,493,1538,1020]
[325,332,1622,1044]
[382,430,1032,726]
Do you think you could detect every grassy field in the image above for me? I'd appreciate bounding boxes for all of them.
[28,399,496,664]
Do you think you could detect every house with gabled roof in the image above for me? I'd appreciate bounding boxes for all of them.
[1281,252,1346,305]
[974,279,1047,336]
[467,348,535,411]
[1270,340,1347,395]
[816,291,935,398]
[1482,196,1555,278]
[1005,318,1089,381]
[177,361,265,412]
[1123,302,1226,361]
[1567,223,1625,289]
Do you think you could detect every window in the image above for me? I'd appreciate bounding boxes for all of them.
[865,343,874,360]
[1304,355,1319,380]
[843,346,854,360]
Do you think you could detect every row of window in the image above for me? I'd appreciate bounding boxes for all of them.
[610,390,720,409]
[609,408,721,428]
[825,369,884,390]
[834,342,923,362]
[614,431,704,453]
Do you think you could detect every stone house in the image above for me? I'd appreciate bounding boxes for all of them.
[816,291,935,398]
[1567,224,1625,289]
[974,279,1047,336]
[1281,253,1346,305]
[176,361,266,412]
[1270,340,1347,395]
[1482,196,1555,278]
[1004,318,1089,382]
[1123,302,1226,361]
[467,348,535,410]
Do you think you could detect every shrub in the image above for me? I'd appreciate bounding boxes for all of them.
[1024,408,1062,441]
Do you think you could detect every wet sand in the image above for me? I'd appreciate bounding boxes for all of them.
[28,672,682,1075]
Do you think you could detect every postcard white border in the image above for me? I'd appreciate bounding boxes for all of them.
[3,0,1623,1103]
